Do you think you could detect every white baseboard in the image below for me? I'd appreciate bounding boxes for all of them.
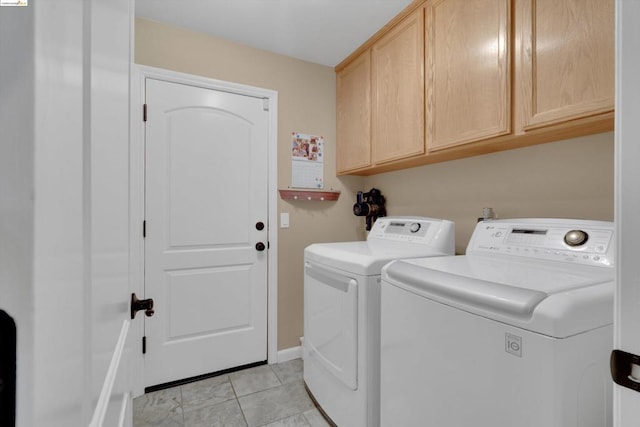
[277,344,302,363]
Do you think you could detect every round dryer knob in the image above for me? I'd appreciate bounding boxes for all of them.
[564,230,589,247]
[409,223,421,233]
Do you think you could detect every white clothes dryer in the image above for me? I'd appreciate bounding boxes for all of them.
[380,218,615,427]
[303,216,455,427]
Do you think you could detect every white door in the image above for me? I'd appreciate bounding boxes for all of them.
[1,0,134,425]
[143,78,269,387]
[89,0,134,425]
[614,1,640,425]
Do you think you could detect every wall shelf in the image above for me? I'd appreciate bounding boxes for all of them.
[278,189,341,201]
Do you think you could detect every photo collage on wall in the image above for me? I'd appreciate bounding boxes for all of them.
[291,132,324,189]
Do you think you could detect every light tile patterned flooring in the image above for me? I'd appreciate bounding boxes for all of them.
[133,359,331,427]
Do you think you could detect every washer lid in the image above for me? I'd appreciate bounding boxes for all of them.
[382,255,614,337]
[305,240,452,276]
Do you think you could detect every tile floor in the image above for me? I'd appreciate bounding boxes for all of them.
[133,359,331,427]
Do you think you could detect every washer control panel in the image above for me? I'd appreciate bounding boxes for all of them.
[467,219,614,266]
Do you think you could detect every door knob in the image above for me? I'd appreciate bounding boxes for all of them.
[256,221,265,230]
[255,242,266,251]
[131,293,155,319]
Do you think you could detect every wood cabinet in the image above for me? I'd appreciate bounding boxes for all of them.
[517,0,614,131]
[426,0,511,151]
[336,6,424,174]
[371,8,425,164]
[336,52,371,173]
[335,0,614,176]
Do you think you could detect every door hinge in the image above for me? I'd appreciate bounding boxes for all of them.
[143,103,147,122]
[142,336,147,354]
[263,98,269,111]
[143,220,146,238]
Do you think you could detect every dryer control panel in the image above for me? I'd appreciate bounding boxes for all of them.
[368,217,455,250]
[467,218,614,266]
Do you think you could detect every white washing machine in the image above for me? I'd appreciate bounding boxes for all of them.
[380,218,615,427]
[303,216,455,427]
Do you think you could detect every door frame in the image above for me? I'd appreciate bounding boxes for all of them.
[129,65,279,396]
[614,0,640,424]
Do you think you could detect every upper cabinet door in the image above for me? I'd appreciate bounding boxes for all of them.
[519,0,614,130]
[371,8,425,165]
[337,51,372,173]
[426,0,511,151]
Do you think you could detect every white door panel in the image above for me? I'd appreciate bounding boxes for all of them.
[144,78,268,387]
[164,108,251,248]
[165,266,253,338]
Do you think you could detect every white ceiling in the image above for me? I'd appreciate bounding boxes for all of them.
[135,0,414,67]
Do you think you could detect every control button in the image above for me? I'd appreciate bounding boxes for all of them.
[495,231,502,237]
[564,230,589,247]
[594,256,601,261]
[409,223,421,233]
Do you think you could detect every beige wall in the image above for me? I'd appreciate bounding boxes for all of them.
[365,132,614,254]
[135,18,615,353]
[135,18,365,351]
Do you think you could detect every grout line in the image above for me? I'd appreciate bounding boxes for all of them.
[269,364,284,386]
[229,375,251,427]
